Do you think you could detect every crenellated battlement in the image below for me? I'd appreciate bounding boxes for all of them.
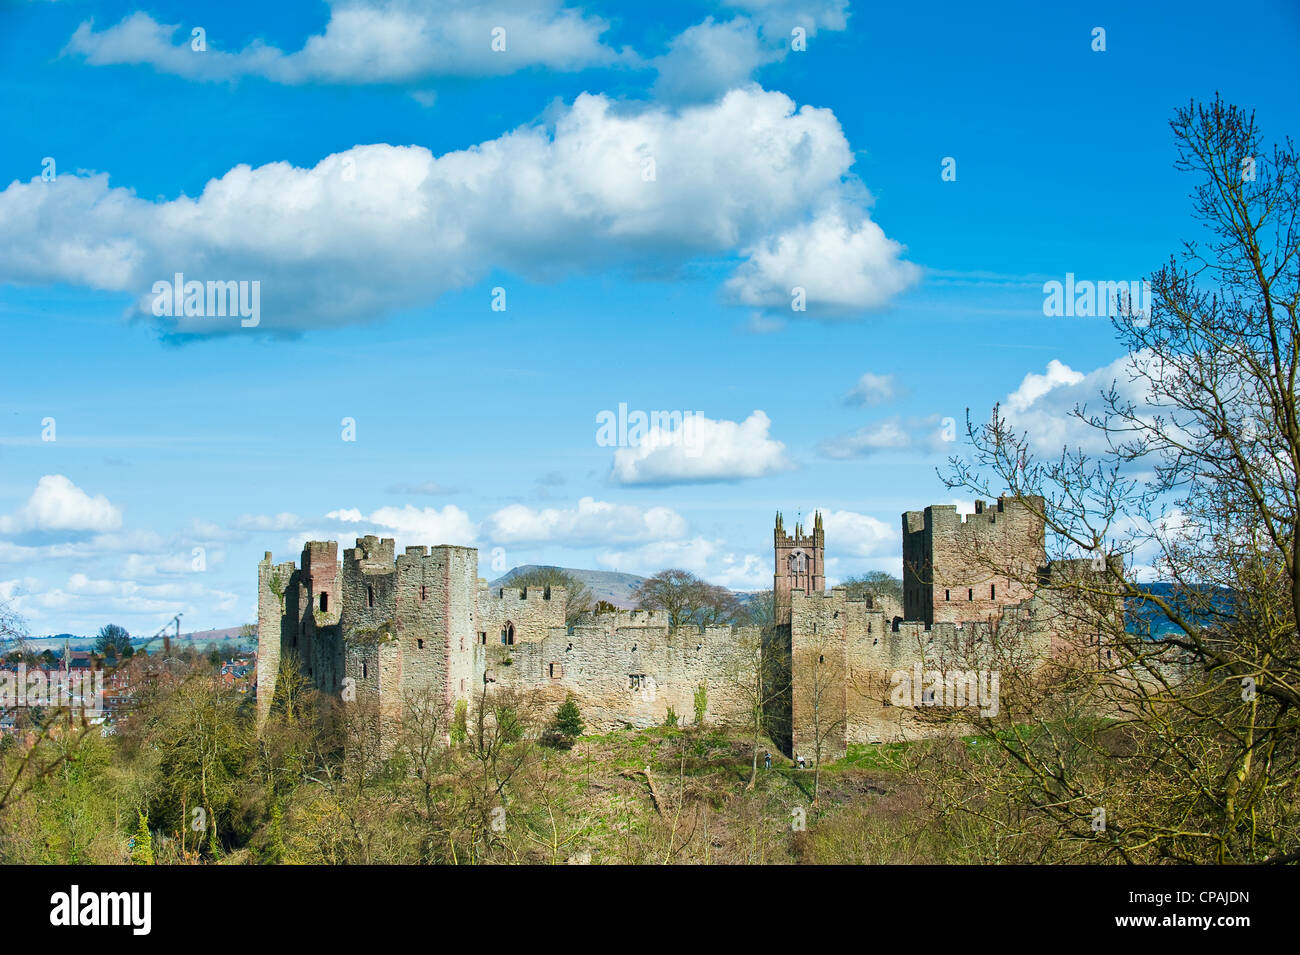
[480,585,566,603]
[343,535,396,573]
[578,607,670,628]
[255,497,1117,767]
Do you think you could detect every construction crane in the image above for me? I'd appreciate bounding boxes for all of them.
[142,613,182,657]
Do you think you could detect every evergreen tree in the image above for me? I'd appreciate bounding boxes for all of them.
[130,811,153,865]
[542,695,584,749]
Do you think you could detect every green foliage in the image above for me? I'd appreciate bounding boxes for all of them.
[95,623,132,659]
[140,674,252,859]
[663,706,679,728]
[267,570,286,611]
[541,696,584,749]
[693,683,708,725]
[451,698,468,745]
[260,803,287,864]
[839,572,903,605]
[130,811,153,865]
[496,704,525,744]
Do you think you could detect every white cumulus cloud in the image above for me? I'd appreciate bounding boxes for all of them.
[324,504,478,546]
[610,411,792,485]
[725,208,921,316]
[651,17,781,103]
[64,2,630,84]
[0,88,915,334]
[596,537,768,589]
[484,497,686,545]
[0,475,123,534]
[1002,354,1156,454]
[841,371,896,406]
[813,508,898,557]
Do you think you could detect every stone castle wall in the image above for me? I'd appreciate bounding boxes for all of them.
[477,584,567,645]
[903,497,1045,626]
[255,494,1106,768]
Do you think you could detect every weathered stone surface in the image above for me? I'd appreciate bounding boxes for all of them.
[255,496,1111,769]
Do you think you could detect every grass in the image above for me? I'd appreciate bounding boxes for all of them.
[829,741,914,772]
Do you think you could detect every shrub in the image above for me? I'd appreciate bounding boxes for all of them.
[542,695,584,749]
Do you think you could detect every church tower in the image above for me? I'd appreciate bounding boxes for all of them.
[773,511,825,626]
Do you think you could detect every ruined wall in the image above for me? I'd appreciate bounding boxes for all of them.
[574,608,670,629]
[903,496,1045,626]
[477,584,567,646]
[789,581,1063,756]
[256,553,300,728]
[395,545,479,710]
[256,494,1107,764]
[300,542,341,695]
[488,622,758,733]
[341,536,400,740]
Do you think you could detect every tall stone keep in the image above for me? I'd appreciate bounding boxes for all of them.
[774,511,825,626]
[902,495,1046,626]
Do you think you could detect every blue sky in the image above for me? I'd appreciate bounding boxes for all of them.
[0,0,1297,636]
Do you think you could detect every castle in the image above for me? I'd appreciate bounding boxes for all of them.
[257,494,1110,762]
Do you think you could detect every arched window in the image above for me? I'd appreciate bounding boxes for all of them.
[501,622,515,646]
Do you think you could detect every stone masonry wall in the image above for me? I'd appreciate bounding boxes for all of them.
[477,584,567,646]
[256,553,300,727]
[489,622,758,732]
[256,497,1106,771]
[903,496,1045,626]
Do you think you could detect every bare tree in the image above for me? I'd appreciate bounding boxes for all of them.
[634,569,743,628]
[504,567,593,626]
[941,98,1300,863]
[724,624,785,788]
[791,627,846,806]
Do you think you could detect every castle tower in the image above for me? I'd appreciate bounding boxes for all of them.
[773,510,825,626]
[901,495,1046,626]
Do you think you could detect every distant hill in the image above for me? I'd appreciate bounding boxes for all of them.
[491,565,648,609]
[1127,582,1235,637]
[23,625,255,655]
